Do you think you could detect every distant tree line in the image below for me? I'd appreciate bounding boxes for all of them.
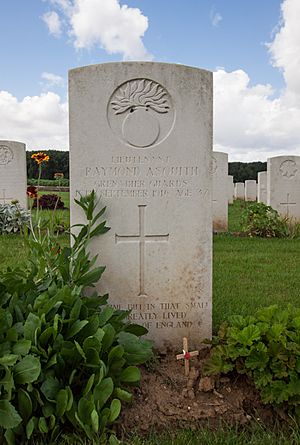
[26,150,267,183]
[27,150,69,179]
[229,161,267,182]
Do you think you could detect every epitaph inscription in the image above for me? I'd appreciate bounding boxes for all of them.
[70,62,212,349]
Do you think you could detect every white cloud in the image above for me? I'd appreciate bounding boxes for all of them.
[214,0,300,161]
[41,72,65,88]
[0,91,68,150]
[43,0,152,60]
[210,8,223,28]
[268,0,300,103]
[214,69,300,161]
[42,11,62,37]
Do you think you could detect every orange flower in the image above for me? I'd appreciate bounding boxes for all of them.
[31,152,50,164]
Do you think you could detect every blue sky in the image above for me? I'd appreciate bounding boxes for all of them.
[0,0,299,161]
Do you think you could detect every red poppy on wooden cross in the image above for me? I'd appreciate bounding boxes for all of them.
[176,337,199,376]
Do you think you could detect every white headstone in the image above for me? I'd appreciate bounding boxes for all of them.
[234,182,245,200]
[212,151,228,232]
[228,175,234,204]
[0,140,27,208]
[245,180,257,201]
[267,155,300,220]
[69,62,213,349]
[258,171,267,204]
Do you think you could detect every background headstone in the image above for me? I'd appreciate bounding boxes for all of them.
[228,175,234,204]
[212,151,228,232]
[245,180,257,201]
[0,140,27,208]
[69,62,213,349]
[258,171,267,204]
[234,182,245,200]
[267,155,300,220]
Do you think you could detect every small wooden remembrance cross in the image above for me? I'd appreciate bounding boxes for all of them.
[176,337,199,376]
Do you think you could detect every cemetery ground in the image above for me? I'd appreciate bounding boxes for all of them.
[1,198,300,444]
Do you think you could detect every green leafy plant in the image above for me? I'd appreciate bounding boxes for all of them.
[242,202,288,238]
[0,191,153,444]
[0,203,31,234]
[28,178,69,187]
[204,305,300,414]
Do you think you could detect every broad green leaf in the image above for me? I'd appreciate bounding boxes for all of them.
[56,389,68,416]
[85,347,101,367]
[117,332,153,365]
[120,366,140,383]
[108,345,124,365]
[114,388,132,402]
[42,403,55,418]
[230,324,261,347]
[69,298,82,321]
[76,266,105,287]
[39,327,53,347]
[41,376,60,401]
[245,346,269,371]
[67,320,89,339]
[0,354,18,366]
[83,336,101,354]
[77,397,94,425]
[0,368,14,398]
[202,349,234,376]
[4,429,15,445]
[124,324,148,337]
[18,388,32,421]
[26,417,36,440]
[14,355,41,384]
[74,340,86,360]
[102,324,116,352]
[83,374,95,397]
[98,306,115,327]
[109,434,120,445]
[38,416,48,434]
[6,327,18,342]
[91,409,99,433]
[24,313,41,342]
[66,386,73,411]
[49,414,56,430]
[0,400,22,429]
[109,399,121,422]
[12,340,31,356]
[93,377,114,409]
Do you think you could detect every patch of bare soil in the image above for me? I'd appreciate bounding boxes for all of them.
[119,346,276,436]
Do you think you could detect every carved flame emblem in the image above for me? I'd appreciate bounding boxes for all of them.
[111,79,170,115]
[108,78,174,149]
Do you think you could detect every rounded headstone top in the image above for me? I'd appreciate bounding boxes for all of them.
[0,141,26,165]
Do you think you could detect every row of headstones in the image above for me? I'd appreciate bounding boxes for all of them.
[231,179,257,202]
[1,63,300,352]
[230,157,300,220]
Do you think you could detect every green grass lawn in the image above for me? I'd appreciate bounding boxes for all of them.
[1,197,300,444]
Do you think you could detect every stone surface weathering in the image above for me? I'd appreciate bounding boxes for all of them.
[69,62,213,349]
[267,156,300,220]
[0,140,27,208]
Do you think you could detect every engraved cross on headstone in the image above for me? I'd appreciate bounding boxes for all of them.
[0,189,13,204]
[280,193,296,217]
[115,205,169,297]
